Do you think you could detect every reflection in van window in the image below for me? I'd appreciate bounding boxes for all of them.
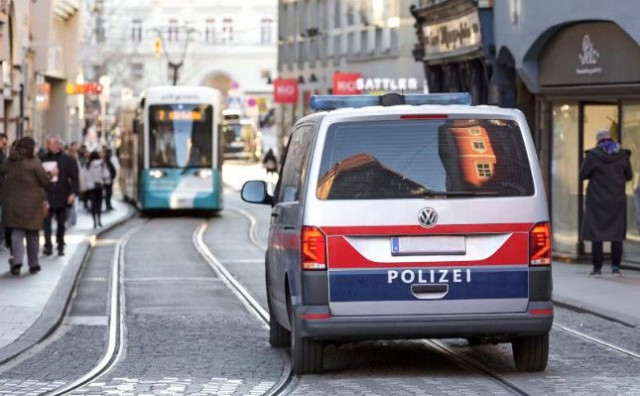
[316,119,534,200]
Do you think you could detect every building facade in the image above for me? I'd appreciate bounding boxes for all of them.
[413,0,640,263]
[492,0,640,263]
[82,0,277,127]
[32,0,83,143]
[275,0,425,142]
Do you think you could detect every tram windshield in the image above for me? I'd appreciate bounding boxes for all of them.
[148,104,213,168]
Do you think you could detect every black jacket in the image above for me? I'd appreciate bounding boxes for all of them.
[40,151,80,209]
[579,147,632,242]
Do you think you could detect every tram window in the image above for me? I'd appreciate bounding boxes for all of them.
[148,104,213,168]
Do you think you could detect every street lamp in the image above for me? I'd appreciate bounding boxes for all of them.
[153,25,198,85]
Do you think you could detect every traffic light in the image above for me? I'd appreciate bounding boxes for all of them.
[153,38,163,58]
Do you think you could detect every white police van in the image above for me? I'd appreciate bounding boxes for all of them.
[241,93,553,375]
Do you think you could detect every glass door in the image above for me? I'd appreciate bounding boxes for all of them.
[551,103,580,257]
[621,103,640,263]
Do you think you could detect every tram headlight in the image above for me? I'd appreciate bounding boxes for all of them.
[197,169,213,178]
[149,170,165,179]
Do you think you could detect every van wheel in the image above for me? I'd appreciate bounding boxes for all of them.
[512,333,549,372]
[289,299,323,374]
[267,294,290,347]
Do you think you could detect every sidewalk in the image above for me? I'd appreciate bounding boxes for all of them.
[0,200,131,364]
[552,261,640,327]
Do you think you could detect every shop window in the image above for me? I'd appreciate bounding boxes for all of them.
[471,140,486,153]
[476,162,492,178]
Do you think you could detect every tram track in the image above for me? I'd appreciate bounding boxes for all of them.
[193,221,297,396]
[48,223,144,396]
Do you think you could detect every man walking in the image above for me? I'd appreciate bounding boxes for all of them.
[41,136,79,256]
[0,133,8,249]
[580,129,632,277]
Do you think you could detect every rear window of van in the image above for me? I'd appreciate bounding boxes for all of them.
[317,119,535,200]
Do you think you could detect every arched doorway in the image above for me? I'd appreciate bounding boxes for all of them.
[201,72,233,100]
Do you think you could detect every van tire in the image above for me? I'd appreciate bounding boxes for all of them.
[268,305,290,348]
[512,333,549,372]
[289,300,323,374]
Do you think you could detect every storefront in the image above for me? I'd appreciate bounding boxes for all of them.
[532,22,640,262]
[411,0,494,105]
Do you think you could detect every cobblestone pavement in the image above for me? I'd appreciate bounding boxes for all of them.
[70,217,285,395]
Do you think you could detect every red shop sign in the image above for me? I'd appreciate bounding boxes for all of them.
[332,72,362,95]
[273,79,298,103]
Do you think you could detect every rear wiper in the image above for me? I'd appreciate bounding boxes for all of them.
[419,190,501,197]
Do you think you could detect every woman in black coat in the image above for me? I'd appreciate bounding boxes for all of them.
[579,129,632,276]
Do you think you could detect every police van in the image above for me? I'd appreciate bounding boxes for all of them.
[241,93,553,375]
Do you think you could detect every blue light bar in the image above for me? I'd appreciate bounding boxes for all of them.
[309,93,472,111]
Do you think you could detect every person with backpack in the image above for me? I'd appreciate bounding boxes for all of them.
[83,151,110,228]
[103,148,117,211]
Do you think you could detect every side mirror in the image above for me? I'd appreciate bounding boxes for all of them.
[241,180,273,205]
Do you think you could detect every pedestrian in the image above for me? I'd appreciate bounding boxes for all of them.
[40,136,79,256]
[580,129,632,277]
[103,148,117,211]
[262,148,278,176]
[84,151,110,228]
[0,133,8,250]
[1,137,53,275]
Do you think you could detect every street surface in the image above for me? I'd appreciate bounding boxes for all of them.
[0,163,639,395]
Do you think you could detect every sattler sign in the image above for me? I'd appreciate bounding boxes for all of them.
[273,79,298,103]
[333,73,362,95]
[422,10,481,60]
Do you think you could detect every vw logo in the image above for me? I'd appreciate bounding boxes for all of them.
[418,207,438,228]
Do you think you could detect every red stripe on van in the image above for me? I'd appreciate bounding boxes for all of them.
[327,233,529,269]
[321,223,534,236]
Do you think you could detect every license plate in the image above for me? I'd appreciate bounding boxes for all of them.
[391,236,466,256]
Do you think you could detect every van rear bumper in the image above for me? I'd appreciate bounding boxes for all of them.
[294,303,553,341]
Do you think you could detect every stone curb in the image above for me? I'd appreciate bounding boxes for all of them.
[0,203,135,366]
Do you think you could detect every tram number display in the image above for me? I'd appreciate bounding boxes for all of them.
[153,109,205,122]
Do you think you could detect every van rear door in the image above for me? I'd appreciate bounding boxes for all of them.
[312,118,548,316]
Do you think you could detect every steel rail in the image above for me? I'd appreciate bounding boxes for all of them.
[48,224,141,396]
[554,323,640,360]
[424,339,531,396]
[193,222,296,395]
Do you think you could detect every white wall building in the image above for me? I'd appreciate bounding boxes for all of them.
[82,0,277,122]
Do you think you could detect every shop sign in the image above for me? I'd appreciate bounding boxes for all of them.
[539,22,640,87]
[357,77,420,91]
[422,10,481,60]
[36,83,51,111]
[576,35,602,76]
[273,78,298,103]
[66,82,103,95]
[333,73,362,95]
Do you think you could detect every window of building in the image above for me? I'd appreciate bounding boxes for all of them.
[261,18,273,44]
[222,18,233,43]
[471,140,486,152]
[476,162,492,178]
[131,18,142,42]
[205,18,216,43]
[131,62,144,80]
[168,19,179,42]
[468,126,482,136]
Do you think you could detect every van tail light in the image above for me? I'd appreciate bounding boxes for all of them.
[302,226,326,270]
[529,222,551,266]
